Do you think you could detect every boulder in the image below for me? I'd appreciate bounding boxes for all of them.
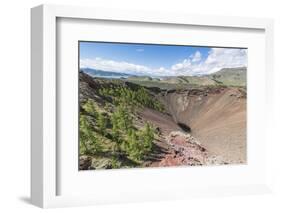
[79,156,92,170]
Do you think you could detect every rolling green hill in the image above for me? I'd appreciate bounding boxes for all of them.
[209,67,246,87]
[125,67,246,89]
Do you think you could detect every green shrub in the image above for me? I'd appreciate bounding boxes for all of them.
[82,99,98,117]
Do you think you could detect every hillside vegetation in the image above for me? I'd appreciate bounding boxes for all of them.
[79,67,247,170]
[79,72,165,169]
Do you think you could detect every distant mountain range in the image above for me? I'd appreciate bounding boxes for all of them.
[81,67,246,87]
[81,68,135,78]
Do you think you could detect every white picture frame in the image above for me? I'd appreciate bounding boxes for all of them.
[31,4,274,208]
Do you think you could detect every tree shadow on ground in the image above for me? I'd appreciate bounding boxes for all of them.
[144,139,170,162]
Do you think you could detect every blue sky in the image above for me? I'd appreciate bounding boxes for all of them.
[80,41,247,76]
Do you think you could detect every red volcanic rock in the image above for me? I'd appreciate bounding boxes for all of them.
[154,131,226,167]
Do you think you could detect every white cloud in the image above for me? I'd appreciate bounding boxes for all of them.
[80,48,247,76]
[191,51,201,62]
[170,48,247,75]
[203,48,247,73]
[80,57,151,75]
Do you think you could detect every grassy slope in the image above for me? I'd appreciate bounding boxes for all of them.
[210,67,246,87]
[125,67,246,90]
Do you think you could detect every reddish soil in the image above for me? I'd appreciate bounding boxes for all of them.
[139,109,225,167]
[139,87,246,166]
[160,87,246,164]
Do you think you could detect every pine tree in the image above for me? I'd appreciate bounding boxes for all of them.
[97,112,107,135]
[127,129,142,161]
[141,123,154,153]
[111,111,122,152]
[82,99,98,117]
[115,104,133,132]
[111,112,119,139]
[79,114,101,154]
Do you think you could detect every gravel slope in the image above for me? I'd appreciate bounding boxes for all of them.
[160,87,246,164]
